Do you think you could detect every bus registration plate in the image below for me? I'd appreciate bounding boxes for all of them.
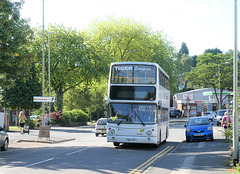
[126,138,137,142]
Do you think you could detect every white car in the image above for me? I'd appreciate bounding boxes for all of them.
[202,111,216,121]
[95,118,107,137]
[215,109,232,126]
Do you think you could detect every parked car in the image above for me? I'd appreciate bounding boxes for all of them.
[214,109,232,126]
[95,118,107,137]
[170,109,182,117]
[30,115,40,121]
[0,126,9,151]
[202,111,216,121]
[185,117,214,142]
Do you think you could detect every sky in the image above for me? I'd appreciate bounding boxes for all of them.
[17,0,235,56]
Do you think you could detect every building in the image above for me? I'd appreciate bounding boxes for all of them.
[173,88,230,117]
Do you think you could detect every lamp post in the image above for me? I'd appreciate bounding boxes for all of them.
[218,64,221,109]
[42,0,45,126]
[233,0,239,166]
[48,31,55,124]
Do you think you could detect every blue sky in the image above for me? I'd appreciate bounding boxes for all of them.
[18,0,234,56]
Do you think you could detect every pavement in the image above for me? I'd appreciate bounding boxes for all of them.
[7,124,95,145]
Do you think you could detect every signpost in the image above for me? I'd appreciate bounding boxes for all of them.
[186,96,191,121]
[33,96,55,140]
[33,96,55,103]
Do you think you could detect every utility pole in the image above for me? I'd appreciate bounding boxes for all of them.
[233,0,239,166]
[42,0,45,126]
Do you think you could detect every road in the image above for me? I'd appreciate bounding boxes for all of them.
[0,119,231,174]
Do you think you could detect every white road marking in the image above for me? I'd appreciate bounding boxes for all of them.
[65,148,87,156]
[25,158,55,168]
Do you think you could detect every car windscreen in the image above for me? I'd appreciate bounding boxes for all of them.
[98,119,107,125]
[217,110,226,116]
[188,118,210,126]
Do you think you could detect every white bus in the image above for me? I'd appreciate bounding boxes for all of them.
[106,62,170,147]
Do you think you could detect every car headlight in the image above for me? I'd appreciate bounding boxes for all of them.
[207,126,212,131]
[186,127,191,132]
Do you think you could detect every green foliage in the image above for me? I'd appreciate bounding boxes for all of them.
[0,0,34,87]
[178,42,189,58]
[1,66,42,110]
[86,17,177,93]
[71,109,89,122]
[28,119,40,129]
[186,51,233,107]
[51,109,89,126]
[51,111,64,125]
[204,48,222,55]
[31,24,102,112]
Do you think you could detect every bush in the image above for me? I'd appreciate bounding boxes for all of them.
[27,119,40,129]
[50,109,89,126]
[71,109,89,122]
[51,111,64,125]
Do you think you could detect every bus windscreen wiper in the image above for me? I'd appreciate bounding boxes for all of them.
[135,112,145,126]
[117,114,129,125]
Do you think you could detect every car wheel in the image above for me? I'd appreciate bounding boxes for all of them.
[1,139,8,151]
[113,142,120,146]
[95,133,99,137]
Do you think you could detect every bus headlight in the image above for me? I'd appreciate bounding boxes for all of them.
[110,129,116,135]
[147,130,152,135]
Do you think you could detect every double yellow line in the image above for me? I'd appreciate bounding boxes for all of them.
[129,146,174,174]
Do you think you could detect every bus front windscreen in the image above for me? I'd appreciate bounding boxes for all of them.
[111,65,156,84]
[108,103,157,124]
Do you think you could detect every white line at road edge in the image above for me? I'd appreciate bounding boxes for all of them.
[65,148,88,156]
[25,158,55,168]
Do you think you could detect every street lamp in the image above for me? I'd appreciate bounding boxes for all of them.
[48,31,55,124]
[218,64,220,109]
[233,0,239,166]
[42,0,45,126]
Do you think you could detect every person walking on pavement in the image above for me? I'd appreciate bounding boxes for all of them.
[221,112,232,129]
[19,111,27,134]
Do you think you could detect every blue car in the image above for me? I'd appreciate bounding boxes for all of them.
[185,117,214,142]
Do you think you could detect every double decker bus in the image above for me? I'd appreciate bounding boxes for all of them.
[106,62,170,147]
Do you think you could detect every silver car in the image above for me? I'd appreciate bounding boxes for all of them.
[0,126,9,151]
[202,111,216,121]
[95,118,107,137]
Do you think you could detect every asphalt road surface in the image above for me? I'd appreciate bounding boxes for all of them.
[0,119,231,174]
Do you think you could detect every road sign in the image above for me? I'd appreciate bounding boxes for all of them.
[183,93,193,100]
[33,96,55,103]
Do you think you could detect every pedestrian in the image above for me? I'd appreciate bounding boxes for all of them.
[19,111,27,134]
[221,112,232,129]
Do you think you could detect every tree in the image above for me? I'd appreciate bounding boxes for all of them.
[178,42,189,58]
[204,48,222,55]
[186,52,233,108]
[63,79,107,120]
[32,24,103,111]
[87,17,176,93]
[0,0,34,88]
[1,65,42,125]
[179,54,194,91]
